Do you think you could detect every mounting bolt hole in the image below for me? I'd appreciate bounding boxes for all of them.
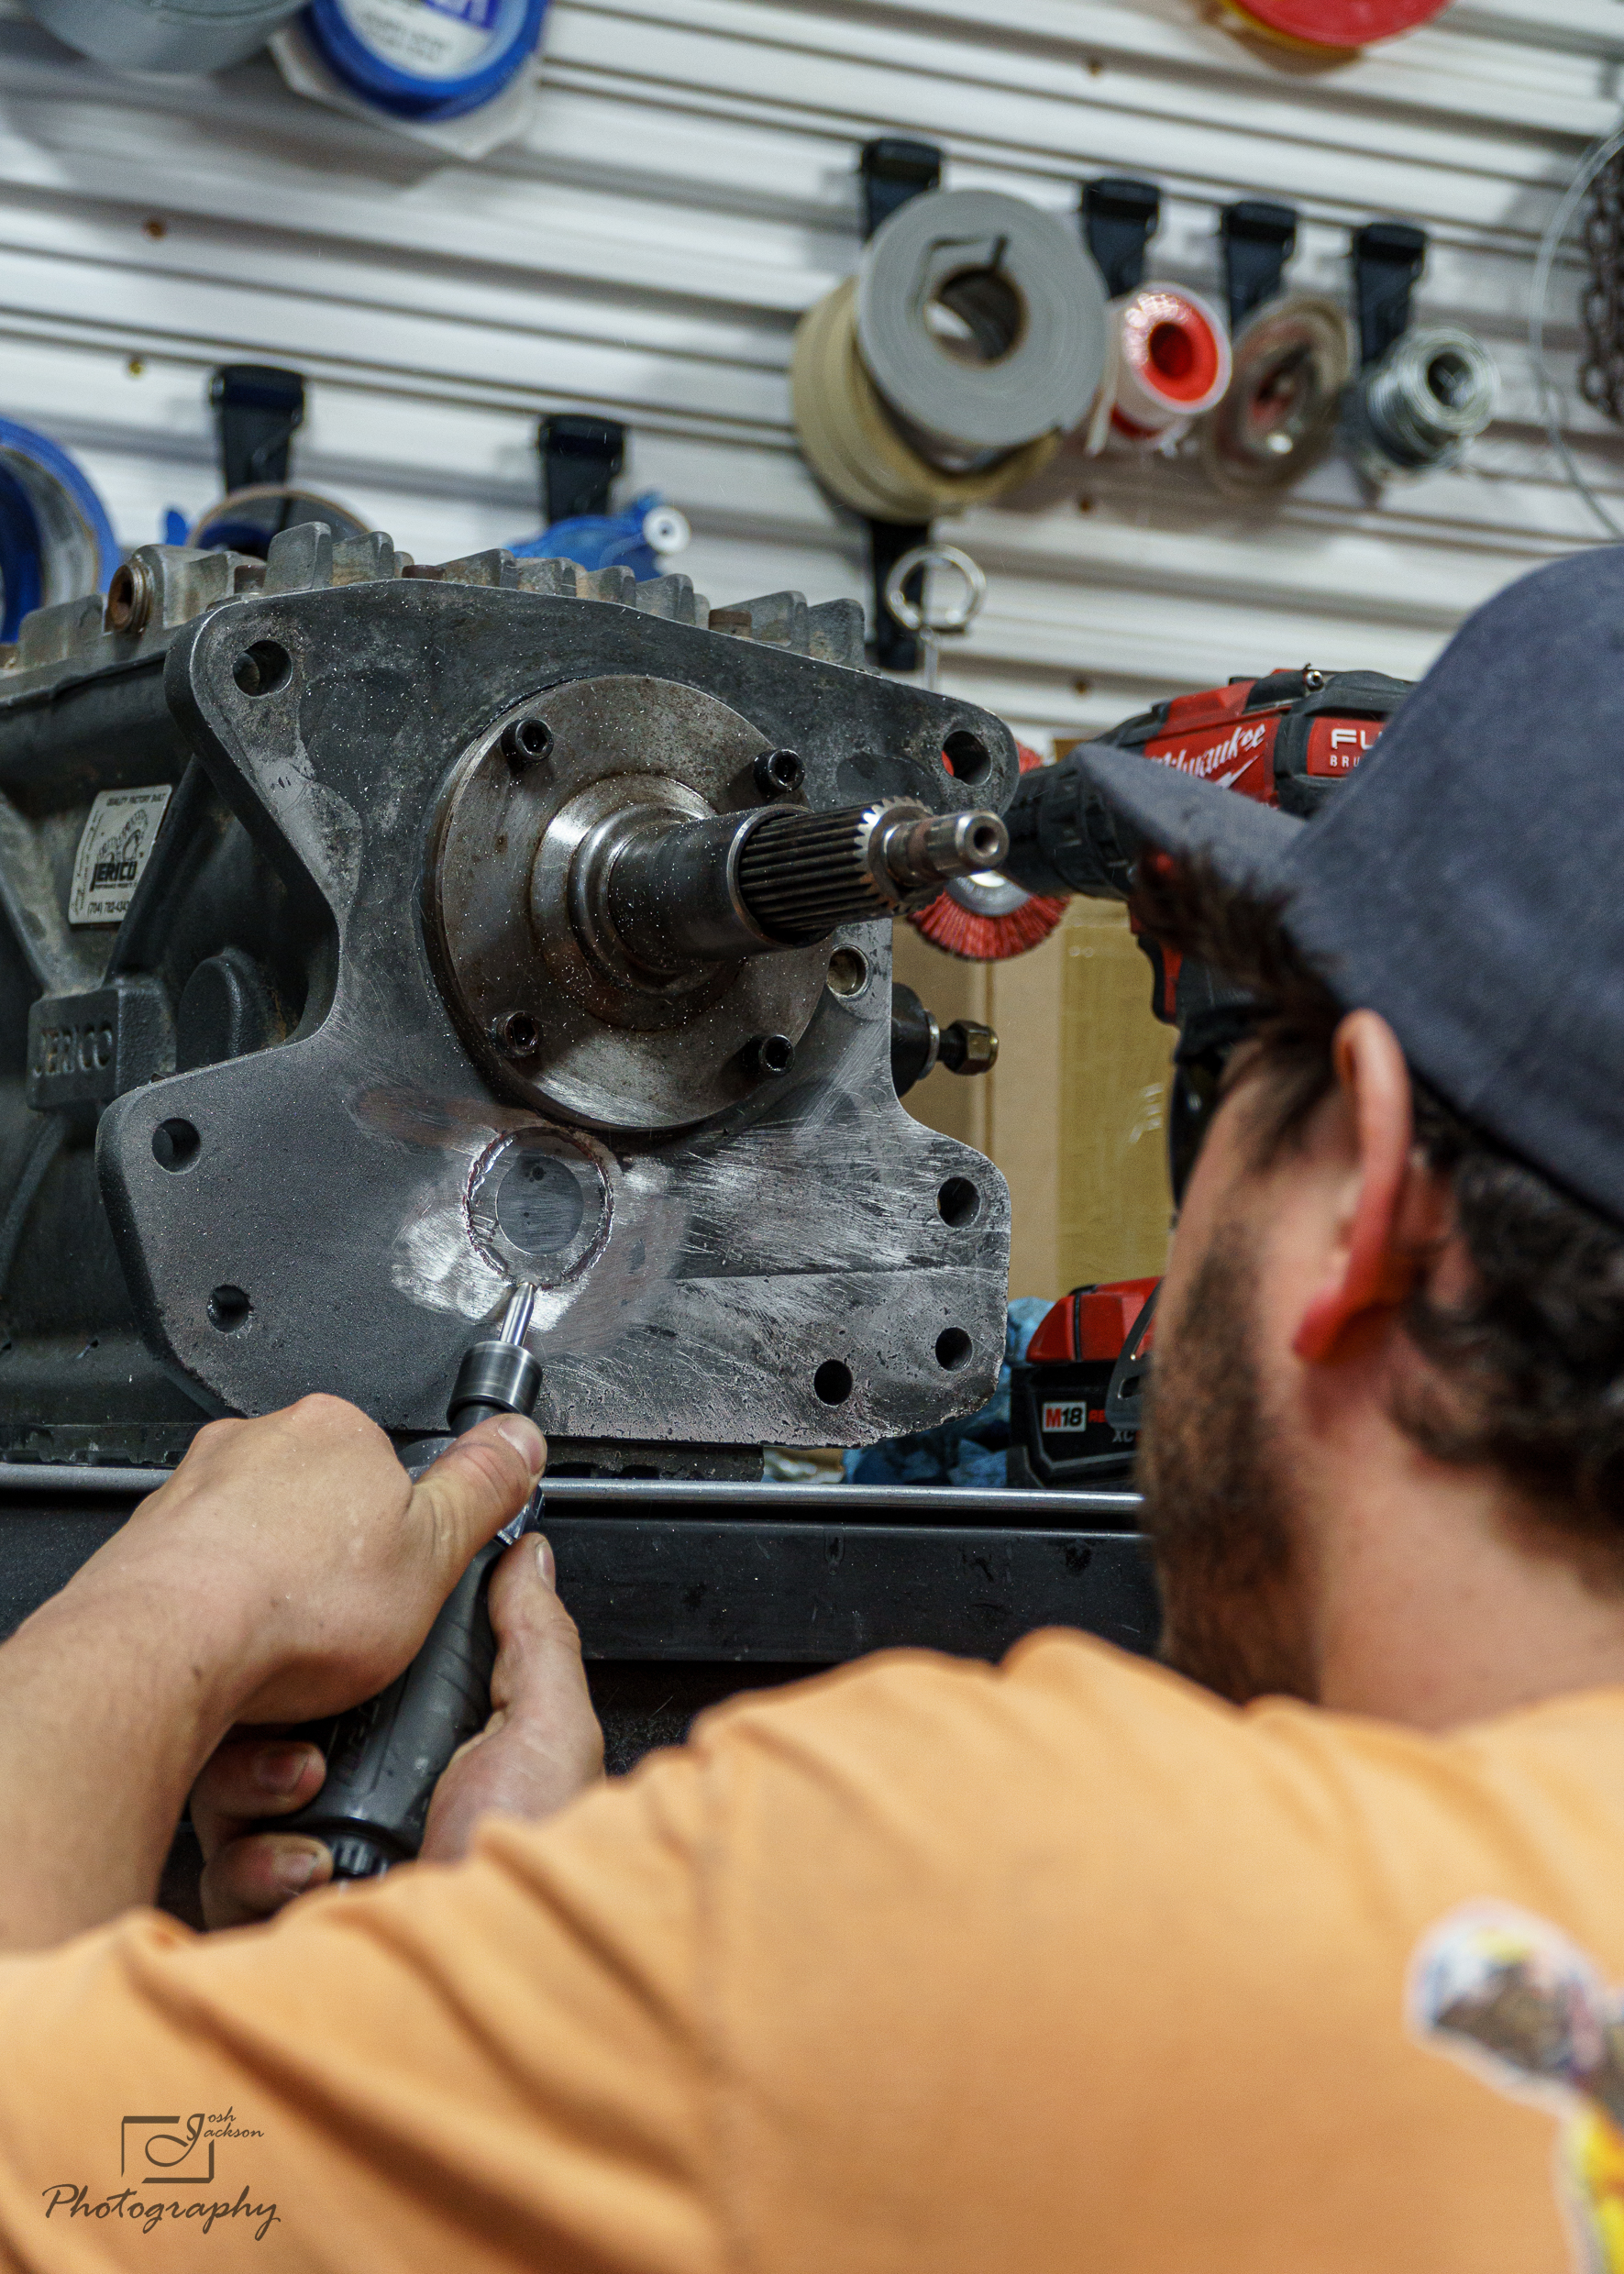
[500,716,554,767]
[935,1327,972,1371]
[943,728,992,786]
[936,1176,979,1228]
[813,1359,853,1405]
[825,946,869,999]
[234,640,292,698]
[208,1284,252,1333]
[152,1119,201,1172]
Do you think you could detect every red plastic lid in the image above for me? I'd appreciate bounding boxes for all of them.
[1227,0,1452,47]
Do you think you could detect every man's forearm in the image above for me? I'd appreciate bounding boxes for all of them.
[0,1555,252,1949]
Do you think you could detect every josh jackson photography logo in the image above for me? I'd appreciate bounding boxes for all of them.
[42,2106,279,2241]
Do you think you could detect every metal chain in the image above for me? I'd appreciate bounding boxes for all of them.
[1580,149,1624,424]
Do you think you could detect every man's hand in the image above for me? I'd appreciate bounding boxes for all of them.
[102,1395,547,1724]
[0,1394,545,1949]
[193,1533,603,1928]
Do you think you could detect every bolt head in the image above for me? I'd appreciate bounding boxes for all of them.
[500,716,554,767]
[492,1010,540,1059]
[754,746,804,798]
[745,1032,794,1080]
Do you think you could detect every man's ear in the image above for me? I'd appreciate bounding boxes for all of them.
[1291,1010,1421,1365]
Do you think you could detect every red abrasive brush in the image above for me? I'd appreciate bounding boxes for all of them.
[908,742,1068,962]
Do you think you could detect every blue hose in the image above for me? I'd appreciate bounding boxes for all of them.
[0,419,117,645]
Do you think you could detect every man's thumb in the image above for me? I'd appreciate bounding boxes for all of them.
[411,1415,547,1573]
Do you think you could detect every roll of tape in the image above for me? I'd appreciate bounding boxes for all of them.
[855,188,1107,455]
[792,279,1063,521]
[0,419,117,644]
[1342,325,1497,480]
[1106,285,1231,440]
[24,0,304,71]
[1222,0,1450,49]
[189,482,371,557]
[302,0,547,121]
[1199,293,1353,500]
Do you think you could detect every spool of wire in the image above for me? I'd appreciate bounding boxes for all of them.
[23,0,304,70]
[1097,284,1232,447]
[0,419,117,645]
[1342,326,1497,480]
[793,188,1107,522]
[300,0,547,122]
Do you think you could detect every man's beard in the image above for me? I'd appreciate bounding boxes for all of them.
[1136,1226,1311,1705]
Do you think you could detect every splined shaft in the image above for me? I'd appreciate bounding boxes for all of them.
[736,800,1009,944]
[596,797,1010,975]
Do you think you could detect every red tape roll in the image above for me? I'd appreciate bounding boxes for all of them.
[1227,0,1452,47]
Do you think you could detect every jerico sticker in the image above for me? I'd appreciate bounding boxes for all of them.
[68,786,172,926]
[337,0,501,74]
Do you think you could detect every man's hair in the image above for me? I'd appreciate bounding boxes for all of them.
[1134,857,1624,1558]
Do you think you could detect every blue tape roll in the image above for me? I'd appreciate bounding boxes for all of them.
[0,419,117,645]
[302,0,547,121]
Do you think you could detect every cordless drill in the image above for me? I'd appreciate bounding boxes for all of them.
[264,1286,543,1880]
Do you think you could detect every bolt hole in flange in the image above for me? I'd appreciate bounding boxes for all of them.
[152,1118,201,1171]
[935,1327,972,1371]
[208,1284,252,1332]
[814,1359,854,1405]
[943,728,992,786]
[234,640,292,697]
[936,1176,980,1227]
[825,945,869,999]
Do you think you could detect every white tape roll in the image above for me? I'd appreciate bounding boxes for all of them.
[855,189,1108,455]
[1104,284,1232,443]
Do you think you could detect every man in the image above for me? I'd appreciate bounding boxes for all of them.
[0,548,1620,2269]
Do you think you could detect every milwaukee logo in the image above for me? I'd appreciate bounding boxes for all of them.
[1043,1402,1088,1434]
[1153,718,1271,781]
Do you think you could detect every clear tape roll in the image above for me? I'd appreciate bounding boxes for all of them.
[856,189,1107,454]
[792,279,1063,521]
[25,0,304,72]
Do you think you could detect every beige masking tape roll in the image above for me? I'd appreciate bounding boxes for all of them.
[792,280,1062,521]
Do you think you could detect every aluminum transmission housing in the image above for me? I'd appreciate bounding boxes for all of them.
[0,527,1017,1475]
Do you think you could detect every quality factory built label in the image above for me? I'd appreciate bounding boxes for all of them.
[68,786,172,926]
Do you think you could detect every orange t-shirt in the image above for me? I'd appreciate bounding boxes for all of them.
[0,1631,1621,2269]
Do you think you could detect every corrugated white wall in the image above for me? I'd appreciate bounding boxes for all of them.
[0,0,1613,745]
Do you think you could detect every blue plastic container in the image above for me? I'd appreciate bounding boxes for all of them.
[0,420,117,644]
[301,0,547,121]
[512,491,688,583]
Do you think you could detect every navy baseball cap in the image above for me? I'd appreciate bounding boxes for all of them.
[1071,547,1624,1226]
